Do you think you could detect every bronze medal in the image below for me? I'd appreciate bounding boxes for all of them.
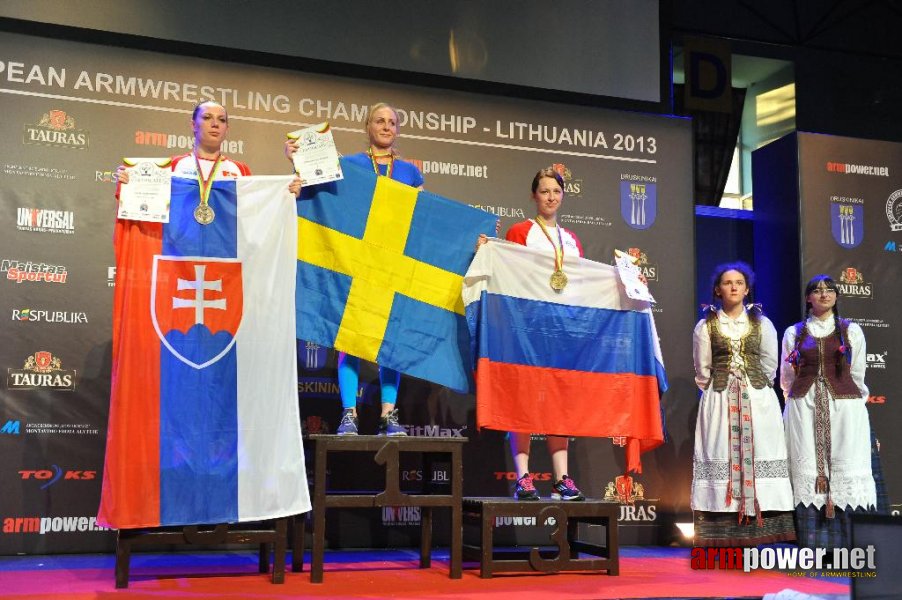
[194,203,215,225]
[550,269,568,291]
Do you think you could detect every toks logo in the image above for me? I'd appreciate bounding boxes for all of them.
[7,351,77,391]
[837,267,873,299]
[23,110,89,149]
[20,466,96,489]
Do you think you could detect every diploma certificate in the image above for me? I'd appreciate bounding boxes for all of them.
[614,249,656,303]
[288,122,343,186]
[117,158,172,222]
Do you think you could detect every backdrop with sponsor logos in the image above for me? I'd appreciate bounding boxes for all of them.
[753,132,901,516]
[0,30,695,554]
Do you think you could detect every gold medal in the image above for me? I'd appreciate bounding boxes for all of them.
[194,203,215,225]
[550,269,568,291]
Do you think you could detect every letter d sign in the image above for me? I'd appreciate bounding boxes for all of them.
[684,38,732,113]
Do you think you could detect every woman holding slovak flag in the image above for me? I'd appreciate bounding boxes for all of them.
[691,262,795,546]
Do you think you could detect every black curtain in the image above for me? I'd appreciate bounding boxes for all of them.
[674,85,746,206]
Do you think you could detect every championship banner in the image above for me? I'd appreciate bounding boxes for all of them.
[296,158,498,392]
[462,239,667,473]
[98,176,310,529]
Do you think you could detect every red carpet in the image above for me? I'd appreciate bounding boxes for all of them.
[0,548,850,599]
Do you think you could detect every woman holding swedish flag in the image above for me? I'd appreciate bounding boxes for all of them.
[287,102,423,437]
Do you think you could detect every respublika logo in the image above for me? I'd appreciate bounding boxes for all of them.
[690,545,877,576]
[16,208,75,235]
[23,110,89,149]
[830,196,863,249]
[11,308,88,324]
[19,466,97,489]
[2,259,68,284]
[470,203,526,219]
[837,267,873,299]
[620,174,657,229]
[7,351,76,391]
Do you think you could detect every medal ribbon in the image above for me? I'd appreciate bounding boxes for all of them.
[534,217,565,272]
[367,148,394,179]
[193,152,223,210]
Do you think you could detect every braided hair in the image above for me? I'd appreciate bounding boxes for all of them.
[797,274,851,373]
[703,261,761,323]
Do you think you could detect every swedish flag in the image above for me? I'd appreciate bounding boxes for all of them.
[296,158,497,392]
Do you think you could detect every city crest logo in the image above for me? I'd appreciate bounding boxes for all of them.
[23,110,89,149]
[829,197,863,249]
[837,267,873,299]
[620,177,657,229]
[7,351,77,391]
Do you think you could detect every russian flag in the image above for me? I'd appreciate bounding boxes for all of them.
[463,239,667,473]
[98,176,310,529]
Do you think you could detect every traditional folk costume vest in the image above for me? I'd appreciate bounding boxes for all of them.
[786,318,862,518]
[705,314,769,522]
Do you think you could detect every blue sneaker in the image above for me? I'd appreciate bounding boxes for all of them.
[551,475,585,501]
[336,409,358,435]
[378,409,406,436]
[515,474,540,501]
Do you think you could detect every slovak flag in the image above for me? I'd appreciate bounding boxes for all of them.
[463,239,667,473]
[98,175,310,529]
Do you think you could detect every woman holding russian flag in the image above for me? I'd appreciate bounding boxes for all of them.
[500,167,586,501]
[286,102,423,437]
[691,262,795,546]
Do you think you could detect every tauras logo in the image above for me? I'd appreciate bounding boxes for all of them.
[7,351,76,391]
[23,110,89,149]
[12,308,88,324]
[837,267,873,299]
[16,208,74,234]
[1,259,68,284]
[403,424,467,438]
